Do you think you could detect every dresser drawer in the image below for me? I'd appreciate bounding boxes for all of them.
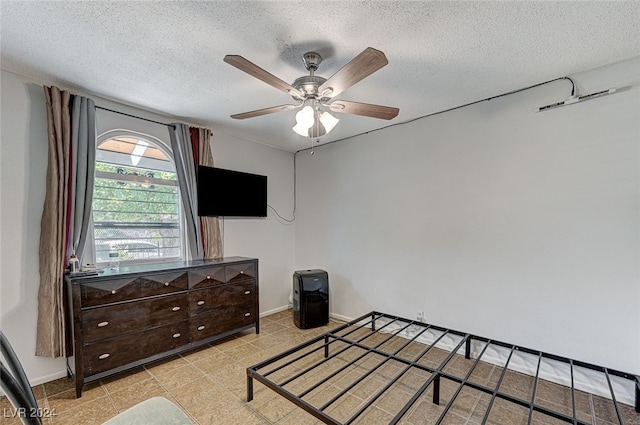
[189,302,256,342]
[84,329,146,375]
[141,271,187,296]
[81,277,141,307]
[226,262,256,283]
[83,294,189,343]
[84,321,189,375]
[145,320,189,358]
[188,266,226,289]
[189,281,255,316]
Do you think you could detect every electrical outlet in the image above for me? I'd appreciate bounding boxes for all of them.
[406,325,417,337]
[416,310,424,322]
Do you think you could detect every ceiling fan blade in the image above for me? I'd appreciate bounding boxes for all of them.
[329,100,399,120]
[224,55,304,98]
[318,47,389,98]
[230,104,297,120]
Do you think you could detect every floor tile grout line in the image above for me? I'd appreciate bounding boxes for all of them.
[101,382,121,417]
[588,393,597,424]
[147,364,220,425]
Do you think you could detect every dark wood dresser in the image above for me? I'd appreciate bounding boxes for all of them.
[65,257,258,397]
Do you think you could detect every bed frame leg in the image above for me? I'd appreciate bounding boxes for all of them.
[324,335,329,358]
[247,374,254,402]
[465,338,472,360]
[432,374,440,405]
[371,313,376,332]
[635,381,639,412]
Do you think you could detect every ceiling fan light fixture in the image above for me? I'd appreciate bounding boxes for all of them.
[295,105,315,128]
[293,121,327,138]
[292,122,312,137]
[292,111,338,138]
[310,126,327,138]
[319,111,339,133]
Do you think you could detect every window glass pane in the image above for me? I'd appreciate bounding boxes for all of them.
[93,137,182,264]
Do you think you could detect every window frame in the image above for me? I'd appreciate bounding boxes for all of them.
[85,129,187,267]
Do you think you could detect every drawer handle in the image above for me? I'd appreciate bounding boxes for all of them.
[197,300,205,306]
[244,290,251,295]
[97,321,109,328]
[164,282,170,287]
[197,325,205,331]
[172,306,181,312]
[240,271,244,274]
[206,275,211,280]
[173,333,181,338]
[99,353,110,360]
[111,290,117,295]
[244,312,251,317]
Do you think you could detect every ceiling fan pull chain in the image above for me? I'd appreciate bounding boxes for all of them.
[310,110,317,155]
[309,132,314,155]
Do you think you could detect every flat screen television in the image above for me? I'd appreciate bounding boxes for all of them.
[197,165,267,217]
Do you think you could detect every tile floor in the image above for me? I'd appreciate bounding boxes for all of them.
[2,309,639,425]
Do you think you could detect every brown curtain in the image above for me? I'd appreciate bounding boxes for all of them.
[190,127,223,259]
[36,86,71,357]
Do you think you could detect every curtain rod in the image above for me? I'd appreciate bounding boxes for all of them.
[96,106,176,128]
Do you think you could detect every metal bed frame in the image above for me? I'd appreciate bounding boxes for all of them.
[247,311,640,425]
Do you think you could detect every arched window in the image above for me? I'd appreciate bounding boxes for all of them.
[91,133,183,265]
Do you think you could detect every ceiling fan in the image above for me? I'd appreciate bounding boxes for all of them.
[223,47,400,138]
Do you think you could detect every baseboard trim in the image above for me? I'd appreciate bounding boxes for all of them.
[8,369,70,395]
[329,312,355,323]
[260,305,291,317]
[31,370,68,387]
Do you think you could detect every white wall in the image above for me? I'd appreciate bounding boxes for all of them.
[212,136,295,314]
[0,70,295,385]
[1,71,62,384]
[295,57,640,374]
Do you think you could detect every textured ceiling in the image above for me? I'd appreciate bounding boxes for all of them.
[1,1,639,152]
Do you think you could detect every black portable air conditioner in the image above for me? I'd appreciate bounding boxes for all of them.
[293,269,329,329]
